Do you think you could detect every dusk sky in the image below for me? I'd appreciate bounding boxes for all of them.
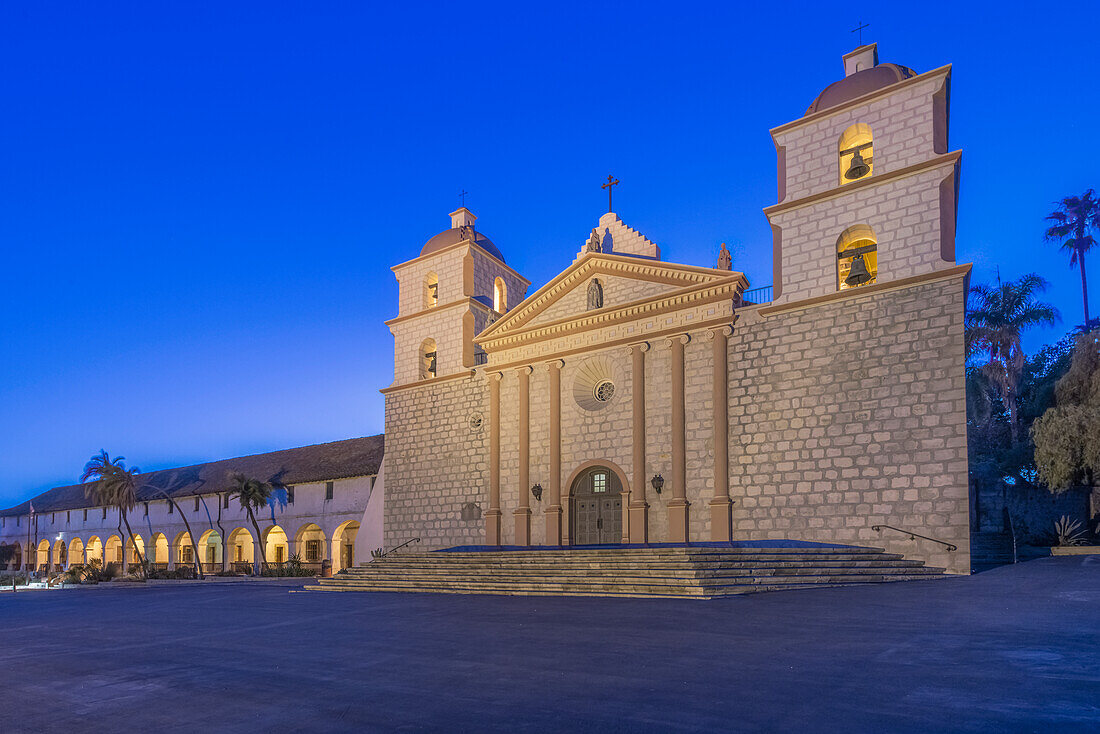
[1,2,1097,507]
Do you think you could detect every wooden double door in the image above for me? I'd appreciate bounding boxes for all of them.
[571,467,623,545]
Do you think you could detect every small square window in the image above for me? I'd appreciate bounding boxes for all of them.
[325,482,334,500]
[287,487,295,504]
[83,509,88,522]
[67,511,71,523]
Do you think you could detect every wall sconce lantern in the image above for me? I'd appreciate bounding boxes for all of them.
[531,484,543,502]
[651,474,664,494]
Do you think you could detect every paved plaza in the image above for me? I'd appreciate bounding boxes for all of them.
[2,557,1098,733]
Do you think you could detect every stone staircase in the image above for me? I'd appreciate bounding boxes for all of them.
[305,545,951,599]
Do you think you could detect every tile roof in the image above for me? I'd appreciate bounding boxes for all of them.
[0,435,384,517]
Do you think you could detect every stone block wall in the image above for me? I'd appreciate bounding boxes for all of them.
[383,374,489,550]
[727,274,971,573]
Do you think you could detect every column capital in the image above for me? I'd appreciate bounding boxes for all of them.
[487,371,504,382]
[544,358,565,371]
[628,340,651,354]
[703,324,734,341]
[662,333,691,349]
[515,364,534,376]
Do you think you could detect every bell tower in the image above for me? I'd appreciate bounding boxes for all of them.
[765,42,960,304]
[387,209,530,388]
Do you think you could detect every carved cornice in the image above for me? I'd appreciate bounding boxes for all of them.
[477,253,745,343]
[763,151,961,218]
[476,276,745,353]
[758,263,972,317]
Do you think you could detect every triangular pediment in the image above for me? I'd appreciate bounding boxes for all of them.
[475,252,746,350]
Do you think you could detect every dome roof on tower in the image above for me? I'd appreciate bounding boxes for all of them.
[805,62,916,116]
[419,207,506,263]
[420,228,505,263]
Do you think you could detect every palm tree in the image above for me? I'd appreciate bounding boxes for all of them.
[225,472,273,575]
[81,451,146,579]
[966,274,1060,445]
[1045,190,1099,325]
[147,489,204,579]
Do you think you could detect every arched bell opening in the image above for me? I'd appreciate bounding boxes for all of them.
[839,123,873,184]
[836,224,878,291]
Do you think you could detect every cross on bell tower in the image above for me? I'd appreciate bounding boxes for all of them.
[851,21,870,45]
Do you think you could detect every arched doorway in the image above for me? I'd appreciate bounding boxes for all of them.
[569,465,623,545]
[36,539,51,571]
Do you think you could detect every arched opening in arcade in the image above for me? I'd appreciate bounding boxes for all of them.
[332,521,360,572]
[36,539,50,571]
[52,539,67,570]
[263,525,289,564]
[68,537,85,568]
[150,533,169,568]
[104,535,124,567]
[294,523,327,570]
[4,542,21,571]
[198,529,223,569]
[85,536,103,565]
[172,532,195,569]
[227,527,255,572]
[567,462,626,546]
[125,535,145,566]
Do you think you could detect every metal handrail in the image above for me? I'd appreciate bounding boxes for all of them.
[871,525,957,551]
[376,537,421,558]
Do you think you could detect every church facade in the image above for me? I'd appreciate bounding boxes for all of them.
[381,44,971,574]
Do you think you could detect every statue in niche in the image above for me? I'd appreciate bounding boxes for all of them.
[717,242,732,271]
[587,278,604,310]
[585,227,602,253]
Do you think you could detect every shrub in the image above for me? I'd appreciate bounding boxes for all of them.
[1054,516,1088,546]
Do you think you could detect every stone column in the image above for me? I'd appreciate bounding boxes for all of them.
[629,342,650,543]
[486,372,503,546]
[514,366,533,545]
[667,334,690,542]
[545,359,564,546]
[708,325,734,541]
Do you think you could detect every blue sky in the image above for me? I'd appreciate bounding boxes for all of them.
[1,1,1097,507]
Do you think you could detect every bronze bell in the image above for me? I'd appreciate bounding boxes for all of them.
[844,149,870,180]
[845,254,872,286]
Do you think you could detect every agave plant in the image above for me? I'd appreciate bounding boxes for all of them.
[1053,516,1087,547]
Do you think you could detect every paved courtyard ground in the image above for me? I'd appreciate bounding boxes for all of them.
[2,556,1098,733]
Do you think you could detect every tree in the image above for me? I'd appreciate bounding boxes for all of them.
[1045,190,1099,326]
[81,451,147,579]
[1032,329,1100,494]
[225,472,273,575]
[966,274,1060,445]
